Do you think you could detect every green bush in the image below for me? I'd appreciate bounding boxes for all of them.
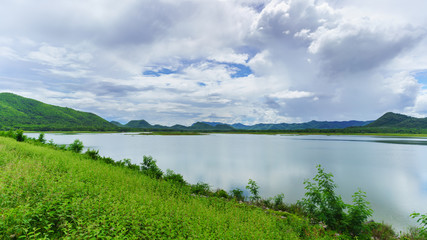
[190,182,210,196]
[37,133,46,144]
[299,164,372,236]
[68,139,84,153]
[411,212,427,238]
[85,148,100,160]
[246,179,260,202]
[213,189,230,199]
[15,129,25,142]
[140,155,163,179]
[164,169,186,185]
[346,189,373,235]
[230,188,245,202]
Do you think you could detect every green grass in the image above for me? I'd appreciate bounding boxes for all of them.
[0,136,345,239]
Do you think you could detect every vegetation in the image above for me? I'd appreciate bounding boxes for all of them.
[0,92,118,131]
[0,130,426,239]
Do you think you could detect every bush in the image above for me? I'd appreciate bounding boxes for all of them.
[164,169,186,185]
[346,189,373,235]
[246,179,260,202]
[15,129,25,142]
[213,189,230,199]
[85,149,100,160]
[191,182,210,196]
[299,165,373,236]
[68,139,84,153]
[299,165,346,230]
[140,155,163,179]
[230,188,245,202]
[37,133,46,144]
[411,212,427,238]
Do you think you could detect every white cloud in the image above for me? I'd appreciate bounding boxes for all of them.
[1,0,427,124]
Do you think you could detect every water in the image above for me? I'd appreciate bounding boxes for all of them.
[25,132,427,232]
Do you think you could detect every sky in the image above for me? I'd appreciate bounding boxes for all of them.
[1,0,427,125]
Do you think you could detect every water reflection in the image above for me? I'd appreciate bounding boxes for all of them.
[25,133,427,232]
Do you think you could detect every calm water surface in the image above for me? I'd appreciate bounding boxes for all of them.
[25,133,427,232]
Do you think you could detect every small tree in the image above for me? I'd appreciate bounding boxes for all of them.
[411,212,427,238]
[164,169,186,185]
[68,139,84,153]
[246,179,260,202]
[299,165,346,230]
[230,188,245,202]
[37,133,46,144]
[140,155,163,179]
[346,189,373,235]
[15,129,25,142]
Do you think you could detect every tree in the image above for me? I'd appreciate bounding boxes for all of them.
[300,165,346,230]
[246,179,260,202]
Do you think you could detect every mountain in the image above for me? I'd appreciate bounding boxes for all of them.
[125,120,153,128]
[189,122,234,131]
[0,92,118,131]
[111,121,125,127]
[232,120,372,131]
[367,112,427,128]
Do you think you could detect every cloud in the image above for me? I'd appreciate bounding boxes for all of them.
[1,0,427,124]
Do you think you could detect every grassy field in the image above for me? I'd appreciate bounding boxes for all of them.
[0,136,343,239]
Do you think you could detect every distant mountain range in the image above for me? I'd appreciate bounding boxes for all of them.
[1,92,426,132]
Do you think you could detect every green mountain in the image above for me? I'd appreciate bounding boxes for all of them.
[0,92,118,131]
[367,112,427,128]
[125,120,153,128]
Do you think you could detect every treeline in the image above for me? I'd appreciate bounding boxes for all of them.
[1,130,426,239]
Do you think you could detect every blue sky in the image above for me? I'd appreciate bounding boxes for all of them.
[1,0,427,125]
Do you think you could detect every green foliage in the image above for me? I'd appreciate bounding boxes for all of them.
[213,189,230,199]
[346,189,373,235]
[0,92,118,131]
[411,212,427,238]
[300,165,346,230]
[15,129,25,142]
[230,188,245,202]
[37,133,46,144]
[85,148,100,160]
[246,179,261,202]
[190,182,211,196]
[273,193,285,208]
[68,139,84,153]
[164,169,186,185]
[300,165,373,237]
[140,155,163,179]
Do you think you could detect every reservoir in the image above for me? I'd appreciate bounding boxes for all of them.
[25,132,427,232]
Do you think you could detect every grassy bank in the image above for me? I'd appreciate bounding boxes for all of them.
[0,136,340,239]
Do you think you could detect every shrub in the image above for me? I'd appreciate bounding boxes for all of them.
[230,188,245,202]
[346,189,373,235]
[191,182,210,196]
[213,189,230,199]
[299,165,346,231]
[411,212,427,238]
[164,169,186,185]
[37,133,46,144]
[246,179,260,202]
[273,193,285,209]
[140,155,163,179]
[15,129,25,142]
[68,139,84,153]
[85,149,100,160]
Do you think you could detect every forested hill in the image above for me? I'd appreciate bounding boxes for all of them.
[0,92,118,131]
[367,112,427,128]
